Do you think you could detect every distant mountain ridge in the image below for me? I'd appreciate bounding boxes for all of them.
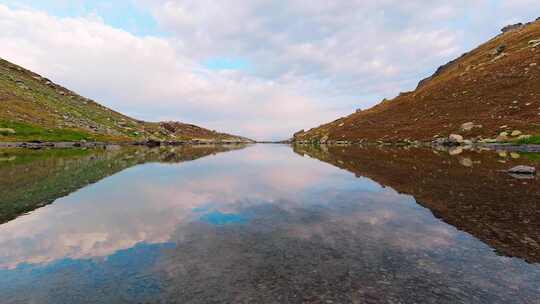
[0,58,252,143]
[294,18,540,144]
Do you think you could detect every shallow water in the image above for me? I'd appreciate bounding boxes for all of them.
[0,144,539,303]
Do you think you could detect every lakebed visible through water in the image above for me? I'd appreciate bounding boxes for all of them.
[0,144,539,303]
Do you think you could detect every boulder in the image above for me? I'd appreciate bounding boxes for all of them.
[460,122,475,131]
[491,44,506,56]
[460,122,482,132]
[529,39,540,48]
[449,134,464,143]
[0,128,16,135]
[507,165,536,175]
[511,130,522,137]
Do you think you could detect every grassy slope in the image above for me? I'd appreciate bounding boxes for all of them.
[0,58,250,142]
[294,20,540,143]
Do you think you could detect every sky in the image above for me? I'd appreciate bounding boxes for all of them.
[0,1,538,140]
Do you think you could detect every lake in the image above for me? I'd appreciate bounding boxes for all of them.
[0,144,539,303]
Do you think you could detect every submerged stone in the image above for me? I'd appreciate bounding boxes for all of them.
[507,165,536,175]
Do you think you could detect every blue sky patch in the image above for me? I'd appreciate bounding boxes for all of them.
[204,57,251,71]
[1,0,161,36]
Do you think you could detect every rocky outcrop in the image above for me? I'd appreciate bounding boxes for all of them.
[501,23,523,33]
[416,52,469,89]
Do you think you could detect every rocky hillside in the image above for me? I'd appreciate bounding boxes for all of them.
[0,58,252,143]
[294,18,540,145]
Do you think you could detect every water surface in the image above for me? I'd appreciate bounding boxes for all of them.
[0,144,539,303]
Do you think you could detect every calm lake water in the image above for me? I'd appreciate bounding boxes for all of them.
[0,144,539,303]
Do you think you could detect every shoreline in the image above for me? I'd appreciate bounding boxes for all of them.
[292,141,540,153]
[0,140,254,149]
[1,140,539,153]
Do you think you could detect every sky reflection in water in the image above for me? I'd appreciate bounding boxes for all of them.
[0,144,539,303]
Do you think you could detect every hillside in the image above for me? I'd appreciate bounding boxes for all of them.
[0,58,251,143]
[294,18,540,145]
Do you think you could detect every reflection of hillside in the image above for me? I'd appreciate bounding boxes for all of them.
[0,144,248,224]
[294,144,540,263]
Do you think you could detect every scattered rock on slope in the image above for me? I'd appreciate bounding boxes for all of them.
[460,122,482,132]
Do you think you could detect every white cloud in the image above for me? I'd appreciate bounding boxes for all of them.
[0,2,538,140]
[0,4,344,140]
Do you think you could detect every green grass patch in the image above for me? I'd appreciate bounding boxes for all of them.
[0,120,95,142]
[514,135,540,145]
